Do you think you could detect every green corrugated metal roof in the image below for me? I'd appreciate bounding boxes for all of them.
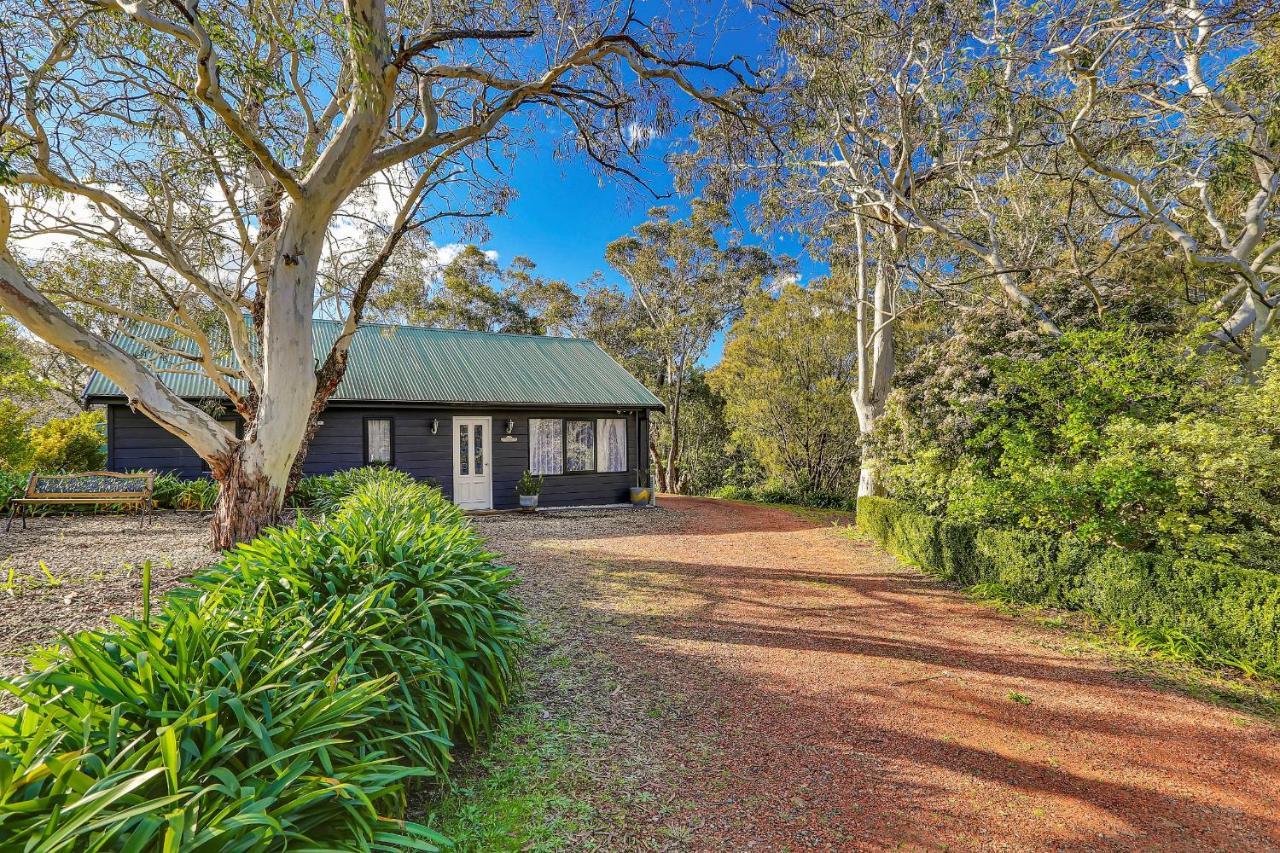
[84,319,663,409]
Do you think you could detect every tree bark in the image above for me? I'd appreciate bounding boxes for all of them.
[852,216,896,501]
[210,443,284,549]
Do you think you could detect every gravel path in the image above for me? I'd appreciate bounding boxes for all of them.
[474,496,1280,851]
[0,513,217,679]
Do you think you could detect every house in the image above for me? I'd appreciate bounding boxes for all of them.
[83,320,663,510]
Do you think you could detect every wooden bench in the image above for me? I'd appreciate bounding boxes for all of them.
[6,471,155,532]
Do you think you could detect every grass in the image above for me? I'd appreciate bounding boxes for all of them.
[425,700,597,851]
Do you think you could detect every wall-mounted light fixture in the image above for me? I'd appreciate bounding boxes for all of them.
[430,418,439,435]
[504,419,515,435]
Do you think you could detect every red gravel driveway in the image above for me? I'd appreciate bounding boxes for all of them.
[479,496,1280,851]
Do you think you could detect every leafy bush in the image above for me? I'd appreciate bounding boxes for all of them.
[877,326,1280,570]
[858,496,1280,677]
[148,471,185,508]
[711,481,855,511]
[138,473,222,511]
[290,466,416,513]
[0,400,33,470]
[26,410,107,472]
[0,469,524,850]
[0,468,28,513]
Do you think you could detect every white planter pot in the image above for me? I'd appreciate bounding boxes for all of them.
[518,494,539,510]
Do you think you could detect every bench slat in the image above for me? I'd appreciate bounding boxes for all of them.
[13,496,147,503]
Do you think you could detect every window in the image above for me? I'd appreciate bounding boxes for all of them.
[596,418,627,473]
[565,419,595,472]
[529,418,563,475]
[365,418,393,465]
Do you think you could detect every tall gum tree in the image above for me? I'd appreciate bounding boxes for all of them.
[601,206,780,493]
[1050,0,1280,370]
[0,0,758,546]
[695,1,1075,496]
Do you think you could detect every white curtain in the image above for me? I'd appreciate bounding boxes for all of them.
[366,419,392,464]
[566,420,595,472]
[529,418,563,475]
[596,418,626,472]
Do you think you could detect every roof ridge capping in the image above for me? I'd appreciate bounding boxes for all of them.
[316,317,598,343]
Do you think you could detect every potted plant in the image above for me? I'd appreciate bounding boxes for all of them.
[630,468,652,506]
[516,470,543,511]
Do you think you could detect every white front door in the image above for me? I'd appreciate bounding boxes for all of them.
[452,416,492,510]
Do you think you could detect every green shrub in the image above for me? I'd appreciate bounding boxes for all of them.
[148,471,184,509]
[858,496,1280,677]
[0,400,33,470]
[174,476,219,510]
[0,469,524,850]
[0,468,28,513]
[711,484,755,501]
[26,411,106,472]
[290,466,416,513]
[712,482,855,511]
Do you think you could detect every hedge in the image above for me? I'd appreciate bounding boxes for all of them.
[0,469,525,850]
[857,496,1280,677]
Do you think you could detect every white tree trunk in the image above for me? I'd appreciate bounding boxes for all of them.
[852,216,896,500]
[208,209,328,547]
[0,210,234,464]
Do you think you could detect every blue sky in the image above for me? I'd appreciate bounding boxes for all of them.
[433,2,820,365]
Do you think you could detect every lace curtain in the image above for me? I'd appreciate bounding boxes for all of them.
[529,418,563,475]
[596,418,626,472]
[566,420,595,472]
[366,419,392,464]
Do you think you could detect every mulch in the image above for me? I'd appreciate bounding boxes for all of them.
[475,497,1280,851]
[0,512,218,679]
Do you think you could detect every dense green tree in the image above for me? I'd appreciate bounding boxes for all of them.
[712,280,861,494]
[599,206,781,492]
[409,246,542,334]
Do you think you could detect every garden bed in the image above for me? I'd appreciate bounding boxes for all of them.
[0,512,217,679]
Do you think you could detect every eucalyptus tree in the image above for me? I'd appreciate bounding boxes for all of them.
[711,0,1077,496]
[601,205,780,492]
[0,0,758,545]
[1049,0,1280,369]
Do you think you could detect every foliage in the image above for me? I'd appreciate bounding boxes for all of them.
[0,400,34,471]
[0,469,525,850]
[405,246,546,334]
[712,482,855,512]
[591,205,783,493]
[858,496,1280,678]
[25,410,106,472]
[0,468,28,513]
[646,371,744,495]
[878,325,1280,569]
[0,321,51,406]
[150,473,221,511]
[289,466,417,513]
[712,279,862,494]
[516,470,543,497]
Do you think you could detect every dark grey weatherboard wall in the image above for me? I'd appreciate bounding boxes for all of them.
[107,403,643,509]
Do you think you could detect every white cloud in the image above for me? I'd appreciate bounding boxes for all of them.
[434,242,498,267]
[625,121,661,147]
